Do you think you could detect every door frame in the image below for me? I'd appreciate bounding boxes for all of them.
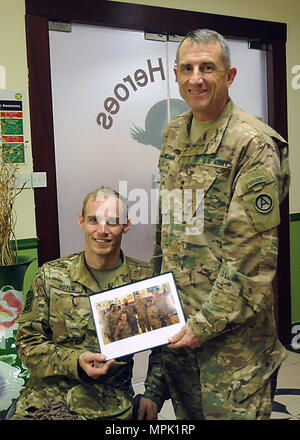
[25,0,291,343]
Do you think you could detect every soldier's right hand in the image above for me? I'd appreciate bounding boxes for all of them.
[79,351,115,379]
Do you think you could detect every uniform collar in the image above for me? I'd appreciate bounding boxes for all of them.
[70,250,132,292]
[180,99,234,155]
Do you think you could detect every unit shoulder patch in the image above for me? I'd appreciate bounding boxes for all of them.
[255,193,273,213]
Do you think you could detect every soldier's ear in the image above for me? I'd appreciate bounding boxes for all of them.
[174,66,178,82]
[226,66,237,88]
[78,213,84,230]
[122,218,131,234]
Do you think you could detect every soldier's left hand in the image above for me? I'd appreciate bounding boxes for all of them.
[138,397,158,420]
[168,324,201,349]
[79,351,115,379]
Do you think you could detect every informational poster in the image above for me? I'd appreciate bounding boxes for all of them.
[0,90,26,164]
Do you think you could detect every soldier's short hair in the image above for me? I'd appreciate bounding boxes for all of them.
[176,28,231,70]
[81,185,128,223]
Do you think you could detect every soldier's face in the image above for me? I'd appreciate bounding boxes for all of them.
[78,196,131,268]
[174,40,236,121]
[121,313,127,322]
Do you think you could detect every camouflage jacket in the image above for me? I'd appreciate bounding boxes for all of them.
[106,309,121,336]
[122,303,138,324]
[135,298,148,321]
[146,301,161,326]
[114,321,132,341]
[14,251,153,420]
[144,99,290,409]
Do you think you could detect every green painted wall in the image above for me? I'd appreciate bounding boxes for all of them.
[290,215,300,323]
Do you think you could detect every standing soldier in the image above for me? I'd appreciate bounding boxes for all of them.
[135,292,151,333]
[122,299,138,336]
[145,299,162,331]
[106,303,120,342]
[153,289,173,327]
[139,29,290,420]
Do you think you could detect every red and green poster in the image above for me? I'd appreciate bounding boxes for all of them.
[0,91,25,164]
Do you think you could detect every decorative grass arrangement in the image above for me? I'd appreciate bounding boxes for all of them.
[0,130,24,266]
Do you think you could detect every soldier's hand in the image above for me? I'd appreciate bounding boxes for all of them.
[79,351,115,379]
[138,397,158,420]
[168,324,201,349]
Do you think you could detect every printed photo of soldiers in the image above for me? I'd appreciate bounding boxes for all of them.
[100,282,180,345]
[134,292,151,333]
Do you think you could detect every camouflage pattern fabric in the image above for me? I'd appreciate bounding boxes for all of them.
[146,301,162,330]
[122,303,138,335]
[144,99,290,419]
[11,398,83,420]
[135,298,151,332]
[106,308,121,342]
[11,251,153,420]
[155,294,174,327]
[114,320,132,340]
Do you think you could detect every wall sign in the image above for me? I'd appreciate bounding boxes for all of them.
[0,91,26,164]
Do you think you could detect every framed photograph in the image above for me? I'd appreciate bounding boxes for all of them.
[89,272,185,360]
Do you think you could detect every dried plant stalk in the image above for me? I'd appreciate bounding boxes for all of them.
[0,129,23,265]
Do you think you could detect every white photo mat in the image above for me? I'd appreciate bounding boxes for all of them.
[89,272,185,360]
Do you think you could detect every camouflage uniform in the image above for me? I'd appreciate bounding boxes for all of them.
[144,99,290,420]
[156,294,174,327]
[135,298,151,332]
[114,319,132,340]
[146,301,162,330]
[12,251,152,420]
[122,303,138,335]
[106,307,120,342]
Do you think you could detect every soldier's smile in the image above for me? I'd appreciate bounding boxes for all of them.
[94,238,111,244]
[189,89,207,95]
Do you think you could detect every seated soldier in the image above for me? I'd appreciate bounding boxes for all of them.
[11,186,153,420]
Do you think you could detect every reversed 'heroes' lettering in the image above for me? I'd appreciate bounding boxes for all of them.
[96,58,165,130]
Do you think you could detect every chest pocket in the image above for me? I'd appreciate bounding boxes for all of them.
[178,154,232,231]
[162,157,231,272]
[49,289,90,342]
[236,167,280,233]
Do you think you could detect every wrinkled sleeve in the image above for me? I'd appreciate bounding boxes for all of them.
[16,266,84,381]
[187,138,290,344]
[143,347,170,411]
